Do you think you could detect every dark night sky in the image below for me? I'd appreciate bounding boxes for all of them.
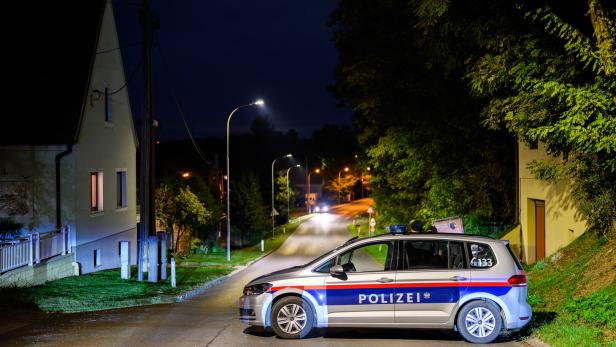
[114,0,350,141]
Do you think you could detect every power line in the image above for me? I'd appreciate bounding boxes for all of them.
[106,59,143,96]
[96,42,142,55]
[154,36,212,166]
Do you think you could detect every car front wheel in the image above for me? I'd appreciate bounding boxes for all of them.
[270,296,314,339]
[457,300,503,344]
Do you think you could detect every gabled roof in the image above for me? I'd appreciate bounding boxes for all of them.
[1,0,106,145]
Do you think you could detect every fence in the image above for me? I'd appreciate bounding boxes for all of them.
[0,226,71,274]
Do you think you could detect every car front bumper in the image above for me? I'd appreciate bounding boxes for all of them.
[238,293,271,326]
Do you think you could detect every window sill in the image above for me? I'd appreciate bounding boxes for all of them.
[105,121,114,128]
[116,207,128,212]
[90,211,104,217]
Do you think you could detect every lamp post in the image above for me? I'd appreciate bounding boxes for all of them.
[307,168,320,213]
[272,154,293,236]
[338,167,349,204]
[286,165,301,218]
[226,99,264,262]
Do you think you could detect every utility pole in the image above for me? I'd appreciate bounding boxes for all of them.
[138,0,157,282]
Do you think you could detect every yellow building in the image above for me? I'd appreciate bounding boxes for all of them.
[502,141,587,264]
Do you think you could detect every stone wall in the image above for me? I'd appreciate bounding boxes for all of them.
[0,254,76,288]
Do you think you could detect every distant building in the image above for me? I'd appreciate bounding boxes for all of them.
[0,0,138,281]
[502,141,586,263]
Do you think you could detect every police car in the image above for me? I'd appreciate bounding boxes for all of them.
[238,228,531,344]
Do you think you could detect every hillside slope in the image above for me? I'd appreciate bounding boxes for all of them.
[522,233,616,346]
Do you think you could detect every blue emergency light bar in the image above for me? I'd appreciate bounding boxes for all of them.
[388,224,407,234]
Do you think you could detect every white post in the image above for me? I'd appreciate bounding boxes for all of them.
[66,225,71,254]
[261,239,264,253]
[283,227,286,234]
[120,241,130,279]
[170,258,176,288]
[34,232,40,264]
[28,233,34,266]
[61,227,66,256]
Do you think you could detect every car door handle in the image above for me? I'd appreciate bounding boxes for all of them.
[450,276,467,281]
[377,277,394,283]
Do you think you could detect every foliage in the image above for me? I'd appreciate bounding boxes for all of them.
[325,173,358,196]
[407,0,616,235]
[155,184,211,252]
[231,172,269,246]
[275,171,297,217]
[330,0,516,228]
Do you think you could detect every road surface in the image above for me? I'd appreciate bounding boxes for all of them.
[0,199,522,346]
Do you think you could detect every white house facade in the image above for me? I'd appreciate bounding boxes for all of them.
[0,0,138,282]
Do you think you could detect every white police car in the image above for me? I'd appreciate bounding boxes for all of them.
[238,230,531,344]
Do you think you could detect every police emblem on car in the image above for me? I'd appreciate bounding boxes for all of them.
[238,226,531,344]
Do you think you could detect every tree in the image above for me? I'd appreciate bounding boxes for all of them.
[275,171,296,217]
[231,172,269,246]
[155,184,211,252]
[329,0,516,227]
[326,174,359,200]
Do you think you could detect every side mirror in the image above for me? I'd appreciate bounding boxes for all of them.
[330,264,345,276]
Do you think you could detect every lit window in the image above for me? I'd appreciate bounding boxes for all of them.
[90,171,104,212]
[116,171,127,209]
[105,88,112,123]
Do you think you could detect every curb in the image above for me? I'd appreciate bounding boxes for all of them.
[176,249,275,302]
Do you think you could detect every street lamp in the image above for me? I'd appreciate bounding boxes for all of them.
[226,99,265,262]
[286,164,301,218]
[338,167,349,204]
[307,168,320,213]
[272,154,293,236]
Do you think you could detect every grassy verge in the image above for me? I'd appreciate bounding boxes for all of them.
[0,215,311,313]
[511,233,616,346]
[346,217,389,263]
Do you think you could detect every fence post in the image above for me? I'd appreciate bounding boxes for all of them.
[29,234,34,266]
[61,227,66,255]
[35,232,40,264]
[66,225,71,254]
[170,257,176,288]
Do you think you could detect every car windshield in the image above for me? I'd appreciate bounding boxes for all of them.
[301,237,359,268]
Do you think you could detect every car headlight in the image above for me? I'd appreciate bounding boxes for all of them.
[243,283,273,296]
[315,206,321,212]
[323,206,329,212]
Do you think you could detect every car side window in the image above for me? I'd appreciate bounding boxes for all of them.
[403,240,448,270]
[314,257,336,273]
[321,241,393,273]
[468,242,497,268]
[449,241,467,269]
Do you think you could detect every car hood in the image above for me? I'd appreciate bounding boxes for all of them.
[247,265,305,285]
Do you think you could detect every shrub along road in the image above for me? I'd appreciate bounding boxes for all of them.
[0,201,524,346]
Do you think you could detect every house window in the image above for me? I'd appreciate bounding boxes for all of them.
[90,171,104,212]
[529,139,538,150]
[116,170,127,209]
[94,249,101,267]
[105,88,112,123]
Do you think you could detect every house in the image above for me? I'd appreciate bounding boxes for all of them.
[0,0,138,284]
[502,141,587,264]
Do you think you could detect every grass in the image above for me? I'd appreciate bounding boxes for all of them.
[514,233,616,346]
[346,217,389,264]
[0,215,312,313]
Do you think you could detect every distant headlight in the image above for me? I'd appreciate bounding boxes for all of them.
[243,283,272,296]
[323,206,329,212]
[315,206,321,212]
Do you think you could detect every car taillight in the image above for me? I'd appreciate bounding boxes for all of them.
[508,274,527,287]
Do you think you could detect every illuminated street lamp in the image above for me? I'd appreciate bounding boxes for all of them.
[338,167,349,204]
[286,165,301,218]
[226,99,265,262]
[307,168,320,213]
[180,171,191,179]
[272,154,293,236]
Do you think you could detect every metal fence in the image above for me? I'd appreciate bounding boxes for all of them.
[0,226,71,274]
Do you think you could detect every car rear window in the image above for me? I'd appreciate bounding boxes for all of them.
[467,242,496,269]
[505,243,523,271]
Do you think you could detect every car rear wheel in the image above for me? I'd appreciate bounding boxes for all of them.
[457,300,502,344]
[270,296,314,339]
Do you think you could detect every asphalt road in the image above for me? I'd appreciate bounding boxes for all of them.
[0,199,523,347]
